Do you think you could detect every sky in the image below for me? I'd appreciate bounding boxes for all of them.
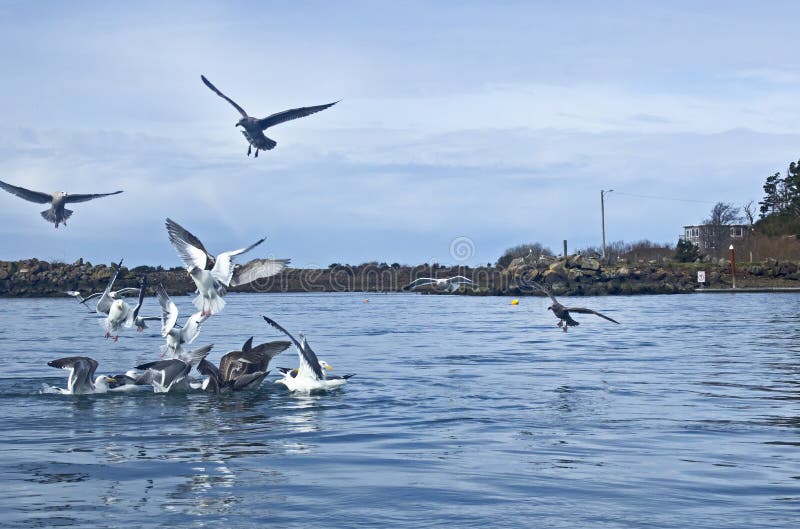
[1,0,799,268]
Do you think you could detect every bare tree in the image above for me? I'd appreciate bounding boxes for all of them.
[743,200,756,227]
[703,202,743,257]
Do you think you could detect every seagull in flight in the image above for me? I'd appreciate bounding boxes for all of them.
[165,218,289,316]
[155,283,208,357]
[524,281,620,332]
[403,276,474,293]
[0,178,122,228]
[201,74,338,158]
[263,316,354,393]
[96,270,148,341]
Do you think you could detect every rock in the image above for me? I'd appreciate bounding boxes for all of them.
[581,258,601,271]
[568,268,583,281]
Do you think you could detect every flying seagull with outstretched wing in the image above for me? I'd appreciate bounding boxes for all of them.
[201,74,338,158]
[0,179,122,228]
[523,280,620,332]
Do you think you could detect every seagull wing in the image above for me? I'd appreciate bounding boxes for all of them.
[130,278,147,322]
[257,101,339,130]
[211,237,266,286]
[112,287,141,297]
[404,278,436,290]
[565,307,620,324]
[176,344,214,367]
[48,356,98,393]
[0,179,52,204]
[447,276,474,284]
[523,280,558,304]
[229,258,290,287]
[297,334,325,380]
[136,359,191,388]
[155,284,179,337]
[78,292,101,305]
[165,218,209,270]
[201,75,248,118]
[180,311,207,345]
[249,340,292,370]
[263,316,324,380]
[96,261,122,315]
[231,371,268,390]
[64,190,123,203]
[197,358,222,391]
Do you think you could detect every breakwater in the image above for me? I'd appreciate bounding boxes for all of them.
[1,255,798,297]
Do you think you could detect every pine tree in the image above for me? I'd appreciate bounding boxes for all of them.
[759,171,781,218]
[786,159,800,214]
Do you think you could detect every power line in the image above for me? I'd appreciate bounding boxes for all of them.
[612,191,721,205]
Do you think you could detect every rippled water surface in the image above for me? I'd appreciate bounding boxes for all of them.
[0,292,798,528]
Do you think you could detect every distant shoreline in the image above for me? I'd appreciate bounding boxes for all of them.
[1,256,799,298]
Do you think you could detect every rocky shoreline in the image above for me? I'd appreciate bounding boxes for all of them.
[1,255,799,298]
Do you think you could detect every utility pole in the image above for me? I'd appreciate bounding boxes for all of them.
[601,189,614,260]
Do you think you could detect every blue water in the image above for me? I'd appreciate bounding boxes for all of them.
[0,292,798,528]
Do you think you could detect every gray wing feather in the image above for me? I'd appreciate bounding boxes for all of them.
[64,190,123,203]
[257,101,338,130]
[0,179,52,203]
[229,258,290,287]
[565,307,620,324]
[165,218,209,270]
[96,260,122,315]
[262,316,324,379]
[201,75,248,118]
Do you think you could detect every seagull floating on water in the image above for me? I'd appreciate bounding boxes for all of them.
[524,281,620,332]
[200,74,338,158]
[198,336,291,393]
[136,345,213,393]
[47,356,117,394]
[0,178,122,228]
[166,218,289,316]
[263,316,354,393]
[404,276,474,293]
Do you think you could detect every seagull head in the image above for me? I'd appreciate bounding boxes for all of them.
[235,118,246,128]
[187,265,199,277]
[319,360,334,372]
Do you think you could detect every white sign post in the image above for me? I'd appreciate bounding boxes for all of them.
[697,271,706,286]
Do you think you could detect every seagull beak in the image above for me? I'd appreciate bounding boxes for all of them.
[105,377,116,383]
[324,364,334,371]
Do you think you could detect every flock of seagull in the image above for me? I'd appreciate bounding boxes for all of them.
[47,218,354,395]
[1,73,620,395]
[0,73,346,396]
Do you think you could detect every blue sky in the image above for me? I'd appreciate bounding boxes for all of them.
[1,1,799,267]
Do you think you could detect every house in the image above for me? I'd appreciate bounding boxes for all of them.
[682,224,749,250]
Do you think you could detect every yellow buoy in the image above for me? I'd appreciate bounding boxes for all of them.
[511,299,519,305]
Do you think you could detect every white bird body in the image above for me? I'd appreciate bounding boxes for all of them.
[156,283,207,357]
[101,298,132,340]
[189,266,227,316]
